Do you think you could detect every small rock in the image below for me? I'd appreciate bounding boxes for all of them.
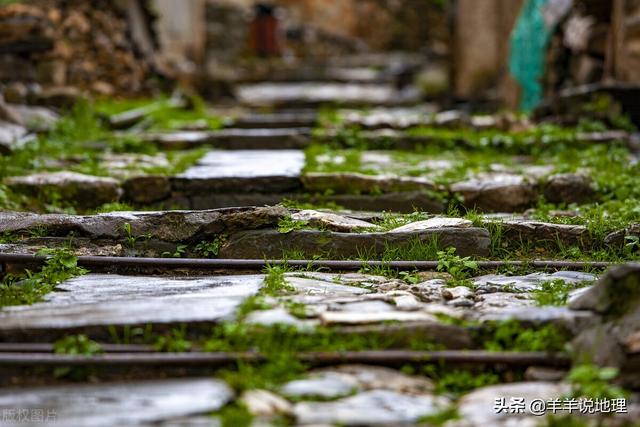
[240,389,292,417]
[244,307,309,328]
[451,173,537,212]
[0,121,30,154]
[544,173,595,204]
[389,217,472,233]
[390,292,423,310]
[524,367,568,382]
[442,286,475,300]
[286,276,372,296]
[320,310,437,325]
[321,365,434,393]
[281,373,360,399]
[290,210,380,232]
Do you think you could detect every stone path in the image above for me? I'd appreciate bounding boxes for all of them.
[1,61,639,427]
[0,274,263,338]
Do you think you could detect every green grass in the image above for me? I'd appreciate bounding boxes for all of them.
[0,248,88,308]
[481,320,570,353]
[532,279,591,306]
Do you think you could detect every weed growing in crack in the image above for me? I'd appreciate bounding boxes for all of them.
[194,235,227,258]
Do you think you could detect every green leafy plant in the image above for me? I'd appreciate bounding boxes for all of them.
[437,247,478,280]
[154,326,192,352]
[483,320,570,353]
[54,334,103,356]
[567,364,627,400]
[532,279,588,306]
[195,236,226,258]
[162,244,187,258]
[122,222,136,248]
[278,215,310,233]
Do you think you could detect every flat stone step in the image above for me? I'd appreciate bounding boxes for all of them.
[231,111,317,129]
[0,378,232,427]
[172,150,305,193]
[236,82,421,107]
[0,274,262,338]
[219,227,490,259]
[138,128,312,150]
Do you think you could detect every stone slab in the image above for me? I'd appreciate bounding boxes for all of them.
[139,128,312,150]
[220,228,490,259]
[236,83,421,107]
[232,112,317,129]
[0,207,287,242]
[0,378,232,427]
[173,150,304,193]
[4,171,122,209]
[0,274,263,334]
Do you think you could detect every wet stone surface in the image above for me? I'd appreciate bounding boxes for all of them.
[139,128,312,150]
[173,150,304,194]
[0,378,232,427]
[4,171,123,209]
[236,82,421,107]
[0,274,263,335]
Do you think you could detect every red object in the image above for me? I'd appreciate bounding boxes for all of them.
[249,5,281,57]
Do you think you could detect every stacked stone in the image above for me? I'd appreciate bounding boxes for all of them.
[0,0,160,99]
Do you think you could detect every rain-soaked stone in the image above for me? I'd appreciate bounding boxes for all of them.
[491,219,591,248]
[139,128,312,150]
[604,223,640,247]
[173,150,304,193]
[240,389,293,417]
[293,389,448,426]
[453,382,569,427]
[320,365,435,393]
[285,276,372,296]
[389,217,472,233]
[244,307,314,328]
[220,228,490,259]
[478,306,596,330]
[0,378,232,427]
[4,171,122,209]
[236,82,421,107]
[320,310,437,325]
[302,172,438,194]
[0,206,288,242]
[281,372,360,399]
[290,210,381,232]
[0,274,262,336]
[451,173,538,212]
[473,271,596,293]
[232,111,317,129]
[341,106,436,129]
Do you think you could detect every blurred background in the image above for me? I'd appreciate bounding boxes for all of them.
[0,0,638,118]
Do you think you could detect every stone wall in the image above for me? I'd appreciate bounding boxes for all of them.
[0,0,164,97]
